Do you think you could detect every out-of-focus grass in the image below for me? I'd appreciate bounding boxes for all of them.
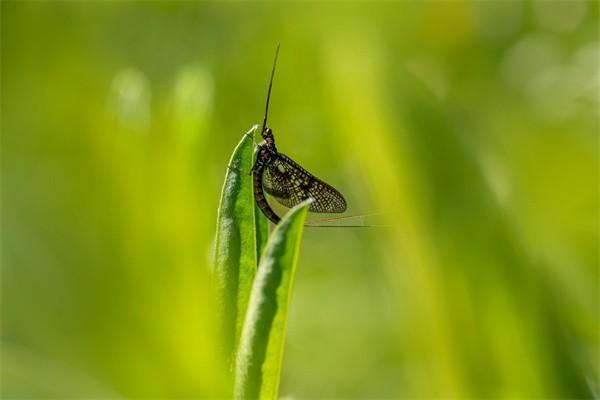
[2,1,598,398]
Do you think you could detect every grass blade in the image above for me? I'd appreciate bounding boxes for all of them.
[234,201,311,399]
[255,202,270,263]
[214,125,259,362]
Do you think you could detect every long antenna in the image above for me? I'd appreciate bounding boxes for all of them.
[262,44,280,136]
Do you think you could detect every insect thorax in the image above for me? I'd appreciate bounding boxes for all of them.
[254,142,278,168]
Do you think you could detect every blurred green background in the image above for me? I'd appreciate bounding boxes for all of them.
[2,1,598,398]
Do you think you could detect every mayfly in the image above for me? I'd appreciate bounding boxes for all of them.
[250,46,352,226]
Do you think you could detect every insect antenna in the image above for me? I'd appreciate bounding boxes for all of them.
[262,44,280,137]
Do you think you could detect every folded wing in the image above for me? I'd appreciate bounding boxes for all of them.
[262,153,347,213]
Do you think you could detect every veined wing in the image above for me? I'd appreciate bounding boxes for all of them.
[262,153,347,213]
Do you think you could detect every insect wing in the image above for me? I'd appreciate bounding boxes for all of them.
[262,153,347,213]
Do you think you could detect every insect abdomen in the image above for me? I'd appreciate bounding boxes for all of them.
[253,166,281,224]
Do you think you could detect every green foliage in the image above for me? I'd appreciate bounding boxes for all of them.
[214,125,265,361]
[234,201,310,399]
[215,128,309,398]
[254,196,270,264]
[2,2,597,398]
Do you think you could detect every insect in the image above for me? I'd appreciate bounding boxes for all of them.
[251,45,347,225]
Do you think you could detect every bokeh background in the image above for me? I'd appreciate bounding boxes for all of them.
[2,1,598,398]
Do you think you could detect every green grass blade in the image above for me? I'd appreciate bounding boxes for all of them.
[254,201,270,263]
[214,125,259,361]
[234,201,310,399]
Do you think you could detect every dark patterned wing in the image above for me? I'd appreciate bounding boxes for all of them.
[262,153,347,213]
